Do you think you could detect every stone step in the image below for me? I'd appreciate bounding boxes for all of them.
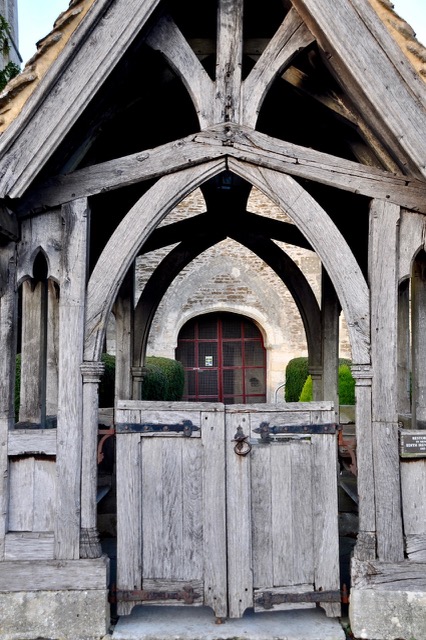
[111,605,346,640]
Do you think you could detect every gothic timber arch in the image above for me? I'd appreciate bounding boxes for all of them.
[85,159,368,365]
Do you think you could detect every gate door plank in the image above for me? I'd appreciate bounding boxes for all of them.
[203,409,227,618]
[312,433,341,617]
[227,403,340,618]
[226,411,254,618]
[116,431,142,616]
[116,402,226,617]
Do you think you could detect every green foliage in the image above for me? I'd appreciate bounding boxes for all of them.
[141,361,168,400]
[99,354,184,403]
[338,364,356,405]
[0,15,20,92]
[145,356,184,401]
[299,362,355,405]
[284,357,309,402]
[299,372,312,402]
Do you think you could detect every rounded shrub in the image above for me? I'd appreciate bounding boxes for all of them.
[298,361,355,404]
[146,356,184,401]
[142,362,168,400]
[285,357,309,402]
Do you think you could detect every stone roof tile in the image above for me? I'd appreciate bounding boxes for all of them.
[0,0,96,132]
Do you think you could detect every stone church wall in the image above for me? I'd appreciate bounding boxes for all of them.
[133,187,351,402]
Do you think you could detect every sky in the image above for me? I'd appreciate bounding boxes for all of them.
[16,0,426,67]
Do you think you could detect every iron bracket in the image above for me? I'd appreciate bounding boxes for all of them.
[116,420,199,437]
[254,421,337,442]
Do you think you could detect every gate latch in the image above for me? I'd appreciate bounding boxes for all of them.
[232,426,252,456]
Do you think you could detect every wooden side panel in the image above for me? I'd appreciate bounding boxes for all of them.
[8,457,56,533]
[5,532,54,560]
[8,457,34,531]
[401,459,426,561]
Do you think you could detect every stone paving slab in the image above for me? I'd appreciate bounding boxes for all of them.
[112,605,346,640]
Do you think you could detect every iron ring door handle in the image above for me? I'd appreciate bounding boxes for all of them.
[232,426,252,456]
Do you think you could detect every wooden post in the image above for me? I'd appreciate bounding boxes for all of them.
[80,361,104,559]
[309,365,323,401]
[114,273,134,402]
[369,200,404,562]
[321,269,340,419]
[215,0,243,124]
[352,364,376,560]
[0,243,17,560]
[131,366,146,400]
[55,199,88,560]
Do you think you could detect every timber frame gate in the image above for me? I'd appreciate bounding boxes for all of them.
[115,400,340,619]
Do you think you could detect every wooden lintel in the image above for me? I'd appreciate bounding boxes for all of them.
[19,124,426,215]
[0,205,19,241]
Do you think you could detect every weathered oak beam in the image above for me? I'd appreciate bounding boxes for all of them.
[243,9,315,127]
[0,0,163,199]
[145,14,214,128]
[291,0,426,178]
[21,124,426,214]
[215,0,243,123]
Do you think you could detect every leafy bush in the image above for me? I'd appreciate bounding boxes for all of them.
[99,354,184,404]
[141,361,168,400]
[299,374,313,402]
[338,364,356,405]
[145,356,184,401]
[299,362,355,404]
[0,16,20,92]
[285,357,309,402]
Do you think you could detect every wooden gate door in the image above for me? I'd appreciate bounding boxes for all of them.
[226,402,341,618]
[115,400,340,619]
[115,400,227,617]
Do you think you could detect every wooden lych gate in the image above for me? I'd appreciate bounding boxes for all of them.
[115,401,340,619]
[0,0,426,638]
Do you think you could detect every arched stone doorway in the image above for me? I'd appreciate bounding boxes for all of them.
[175,311,267,404]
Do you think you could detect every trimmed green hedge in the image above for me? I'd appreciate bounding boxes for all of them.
[145,356,185,401]
[299,362,355,404]
[100,354,185,405]
[284,357,310,402]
